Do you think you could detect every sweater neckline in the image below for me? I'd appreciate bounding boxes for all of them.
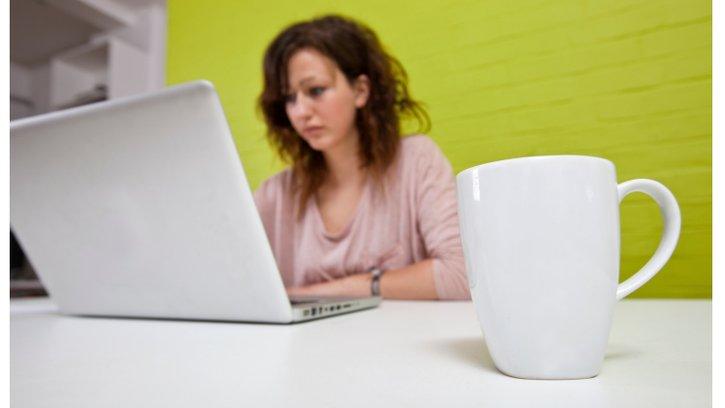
[311,176,371,242]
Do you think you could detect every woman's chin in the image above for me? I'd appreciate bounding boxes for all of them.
[304,136,336,152]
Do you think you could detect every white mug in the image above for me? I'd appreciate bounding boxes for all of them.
[456,155,681,380]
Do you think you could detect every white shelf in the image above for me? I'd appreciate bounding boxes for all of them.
[49,37,147,110]
[57,38,109,71]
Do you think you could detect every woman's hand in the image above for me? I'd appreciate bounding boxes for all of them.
[286,273,372,298]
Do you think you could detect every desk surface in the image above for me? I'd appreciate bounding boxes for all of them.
[11,298,711,407]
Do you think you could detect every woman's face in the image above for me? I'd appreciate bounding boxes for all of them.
[284,48,369,153]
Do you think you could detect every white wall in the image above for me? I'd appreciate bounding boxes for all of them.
[10,62,32,100]
[108,38,148,98]
[10,63,34,120]
[145,3,166,90]
[10,61,50,119]
[50,59,102,108]
[31,64,52,114]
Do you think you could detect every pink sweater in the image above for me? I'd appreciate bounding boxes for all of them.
[253,135,470,300]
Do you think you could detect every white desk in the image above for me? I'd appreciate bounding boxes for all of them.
[11,298,711,407]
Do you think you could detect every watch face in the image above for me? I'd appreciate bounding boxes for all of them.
[370,267,384,296]
[371,280,380,296]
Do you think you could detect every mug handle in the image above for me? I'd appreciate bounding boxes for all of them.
[616,179,681,300]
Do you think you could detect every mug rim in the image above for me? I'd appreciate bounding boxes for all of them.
[456,155,615,179]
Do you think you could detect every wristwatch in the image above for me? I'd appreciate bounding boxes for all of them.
[369,267,385,297]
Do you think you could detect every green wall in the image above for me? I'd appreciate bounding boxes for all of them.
[167,0,711,298]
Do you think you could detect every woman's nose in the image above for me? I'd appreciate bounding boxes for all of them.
[289,95,313,120]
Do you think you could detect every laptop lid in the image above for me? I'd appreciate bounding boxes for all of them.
[10,81,295,323]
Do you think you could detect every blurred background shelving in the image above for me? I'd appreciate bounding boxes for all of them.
[10,0,168,297]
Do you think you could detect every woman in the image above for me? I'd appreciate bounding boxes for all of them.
[255,14,469,300]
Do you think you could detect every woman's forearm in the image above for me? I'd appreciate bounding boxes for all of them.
[379,258,438,300]
[286,259,440,300]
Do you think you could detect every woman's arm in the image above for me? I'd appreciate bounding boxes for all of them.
[286,259,438,300]
[410,137,470,300]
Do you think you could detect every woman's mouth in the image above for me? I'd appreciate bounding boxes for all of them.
[302,126,325,136]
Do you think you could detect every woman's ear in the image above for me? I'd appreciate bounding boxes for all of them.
[353,75,370,108]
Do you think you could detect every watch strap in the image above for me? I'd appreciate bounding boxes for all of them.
[369,267,385,296]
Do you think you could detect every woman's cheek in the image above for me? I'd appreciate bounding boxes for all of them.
[327,104,357,134]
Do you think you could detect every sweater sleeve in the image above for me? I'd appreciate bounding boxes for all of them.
[253,178,276,246]
[252,172,296,287]
[413,137,471,300]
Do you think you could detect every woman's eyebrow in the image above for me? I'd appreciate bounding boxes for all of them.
[288,74,327,92]
[298,76,317,86]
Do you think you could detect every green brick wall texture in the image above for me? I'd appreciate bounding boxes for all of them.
[167,0,711,298]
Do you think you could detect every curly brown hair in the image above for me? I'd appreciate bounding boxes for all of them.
[258,14,430,217]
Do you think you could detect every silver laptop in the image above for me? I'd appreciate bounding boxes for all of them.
[10,80,380,323]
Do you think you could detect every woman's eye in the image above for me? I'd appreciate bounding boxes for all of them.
[309,87,325,97]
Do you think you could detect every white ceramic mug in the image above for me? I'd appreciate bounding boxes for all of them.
[456,155,681,380]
